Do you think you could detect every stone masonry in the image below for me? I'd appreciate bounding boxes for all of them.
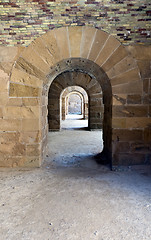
[0,1,151,168]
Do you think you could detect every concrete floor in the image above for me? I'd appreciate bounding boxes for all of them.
[0,116,151,240]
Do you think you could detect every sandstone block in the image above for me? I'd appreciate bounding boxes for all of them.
[127,94,142,104]
[9,83,40,97]
[0,119,21,131]
[113,105,148,117]
[102,45,128,72]
[26,144,41,156]
[143,79,149,94]
[15,57,46,80]
[21,44,50,74]
[41,30,61,62]
[88,29,108,61]
[130,142,151,153]
[0,69,9,92]
[126,117,151,128]
[22,98,39,106]
[111,68,140,86]
[107,56,137,79]
[4,106,21,119]
[0,46,18,62]
[126,45,151,60]
[7,98,22,106]
[0,132,20,143]
[22,156,41,167]
[0,142,25,157]
[11,67,43,88]
[144,127,151,143]
[31,38,55,67]
[55,27,70,59]
[80,27,97,59]
[137,60,151,78]
[68,26,82,57]
[118,153,146,165]
[113,94,127,105]
[0,92,8,106]
[22,119,40,131]
[112,129,143,141]
[95,35,120,67]
[112,118,126,128]
[112,80,142,94]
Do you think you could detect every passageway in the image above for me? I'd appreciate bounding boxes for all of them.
[47,115,103,168]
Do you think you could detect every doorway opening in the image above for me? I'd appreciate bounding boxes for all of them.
[47,67,108,168]
[60,86,89,130]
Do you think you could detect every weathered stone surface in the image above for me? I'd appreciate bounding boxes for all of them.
[0,92,8,106]
[112,118,126,128]
[112,129,143,141]
[127,94,142,104]
[0,46,18,62]
[21,45,50,74]
[144,127,151,143]
[126,117,151,128]
[80,27,97,59]
[68,27,82,57]
[137,60,151,78]
[107,56,137,79]
[11,67,43,88]
[15,57,46,80]
[7,98,22,106]
[31,38,55,67]
[112,80,142,94]
[102,45,128,72]
[127,45,151,60]
[0,119,21,131]
[4,106,21,119]
[118,153,146,165]
[41,30,61,62]
[22,119,40,131]
[143,94,151,104]
[143,79,149,94]
[26,144,41,156]
[113,105,148,117]
[130,142,151,153]
[0,69,9,92]
[55,27,70,59]
[22,98,39,106]
[9,83,40,97]
[95,36,120,66]
[111,68,140,86]
[88,29,108,61]
[0,108,3,118]
[113,94,127,105]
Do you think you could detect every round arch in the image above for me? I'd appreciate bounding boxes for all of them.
[48,71,103,132]
[61,87,88,120]
[9,26,141,168]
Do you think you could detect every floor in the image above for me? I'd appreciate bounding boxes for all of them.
[0,116,151,240]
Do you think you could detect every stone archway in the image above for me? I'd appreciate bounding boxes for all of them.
[48,71,103,131]
[60,86,88,120]
[7,26,141,168]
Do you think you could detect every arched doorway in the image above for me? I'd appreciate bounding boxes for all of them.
[8,26,141,168]
[61,86,88,121]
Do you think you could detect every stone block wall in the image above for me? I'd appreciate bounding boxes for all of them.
[0,22,150,167]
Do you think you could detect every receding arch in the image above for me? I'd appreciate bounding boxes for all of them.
[61,86,88,120]
[7,26,141,168]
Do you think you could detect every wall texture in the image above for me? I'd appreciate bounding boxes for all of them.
[0,0,150,46]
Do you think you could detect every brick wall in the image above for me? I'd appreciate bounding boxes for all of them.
[0,0,150,46]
